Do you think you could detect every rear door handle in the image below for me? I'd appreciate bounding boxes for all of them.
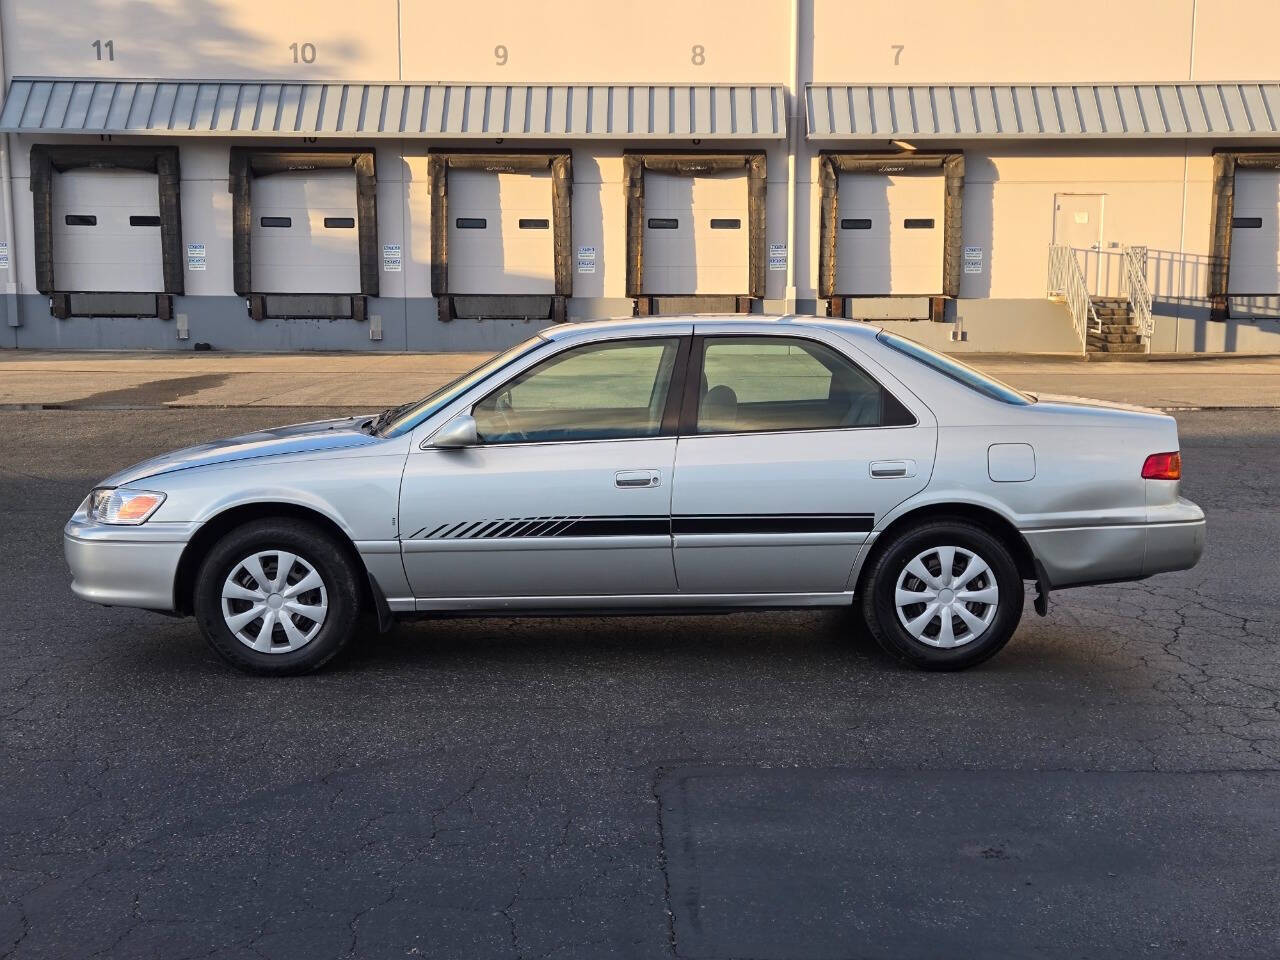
[870,459,916,478]
[616,470,661,488]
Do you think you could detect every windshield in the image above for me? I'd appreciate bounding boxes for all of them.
[876,330,1033,405]
[377,335,548,437]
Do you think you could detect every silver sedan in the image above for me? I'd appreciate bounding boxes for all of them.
[64,316,1206,674]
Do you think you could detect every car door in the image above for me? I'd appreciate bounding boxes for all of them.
[671,327,936,595]
[398,333,688,605]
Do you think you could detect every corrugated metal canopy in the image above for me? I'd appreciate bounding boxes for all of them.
[0,78,786,139]
[807,83,1280,139]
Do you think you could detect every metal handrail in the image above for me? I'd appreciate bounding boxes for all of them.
[1122,244,1153,353]
[1047,244,1099,351]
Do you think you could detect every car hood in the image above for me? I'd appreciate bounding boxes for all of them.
[100,415,380,487]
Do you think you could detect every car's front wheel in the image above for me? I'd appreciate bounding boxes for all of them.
[860,519,1024,670]
[193,519,362,675]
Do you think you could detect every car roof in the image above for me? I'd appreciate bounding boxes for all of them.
[541,314,885,342]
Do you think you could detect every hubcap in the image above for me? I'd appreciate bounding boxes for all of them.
[220,550,328,654]
[894,545,999,649]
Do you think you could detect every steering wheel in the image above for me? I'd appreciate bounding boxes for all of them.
[493,390,528,443]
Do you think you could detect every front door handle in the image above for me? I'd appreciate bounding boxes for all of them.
[616,470,661,488]
[870,459,917,478]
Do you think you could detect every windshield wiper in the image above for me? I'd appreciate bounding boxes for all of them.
[368,400,413,436]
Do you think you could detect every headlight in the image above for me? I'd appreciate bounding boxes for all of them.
[86,487,167,525]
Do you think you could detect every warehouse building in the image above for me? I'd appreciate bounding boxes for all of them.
[0,0,1278,355]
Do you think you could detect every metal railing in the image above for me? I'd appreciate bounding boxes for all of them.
[1047,244,1100,351]
[1121,244,1153,353]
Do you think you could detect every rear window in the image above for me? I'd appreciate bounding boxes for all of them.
[876,330,1032,405]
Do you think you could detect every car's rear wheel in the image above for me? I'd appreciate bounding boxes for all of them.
[860,519,1024,670]
[193,519,362,675]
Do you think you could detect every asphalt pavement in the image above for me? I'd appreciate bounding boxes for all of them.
[2,405,1279,959]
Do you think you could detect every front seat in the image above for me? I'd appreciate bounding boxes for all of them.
[701,384,739,432]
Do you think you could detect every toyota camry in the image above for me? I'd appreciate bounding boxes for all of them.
[64,316,1206,674]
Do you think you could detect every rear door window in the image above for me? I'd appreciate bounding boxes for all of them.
[694,336,911,434]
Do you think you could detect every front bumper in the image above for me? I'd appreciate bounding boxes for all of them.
[1023,497,1206,590]
[64,518,199,611]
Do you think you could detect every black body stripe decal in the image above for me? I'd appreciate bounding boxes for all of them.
[673,514,874,534]
[410,514,874,540]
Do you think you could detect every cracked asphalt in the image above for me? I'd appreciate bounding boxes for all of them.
[1,407,1278,959]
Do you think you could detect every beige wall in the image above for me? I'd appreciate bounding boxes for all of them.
[964,146,1214,302]
[401,0,789,84]
[3,0,401,82]
[0,0,788,85]
[811,0,1196,84]
[3,0,1278,353]
[9,0,1275,87]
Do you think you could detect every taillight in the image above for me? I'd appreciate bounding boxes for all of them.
[1142,451,1182,480]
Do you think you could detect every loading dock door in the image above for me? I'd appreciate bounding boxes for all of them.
[836,171,944,295]
[448,169,555,295]
[50,169,163,291]
[1229,170,1280,294]
[642,171,749,294]
[250,168,360,293]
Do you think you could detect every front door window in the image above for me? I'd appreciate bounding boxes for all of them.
[473,338,680,444]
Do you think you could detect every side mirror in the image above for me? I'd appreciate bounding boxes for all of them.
[430,414,478,448]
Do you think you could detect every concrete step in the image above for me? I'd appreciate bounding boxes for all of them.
[1087,340,1145,353]
[1099,324,1140,334]
[1088,331,1141,344]
[1084,349,1150,362]
[1094,309,1133,320]
[1091,297,1129,306]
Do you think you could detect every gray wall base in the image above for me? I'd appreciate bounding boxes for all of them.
[1150,311,1280,353]
[844,297,933,321]
[5,293,1280,355]
[878,299,1084,354]
[567,297,635,322]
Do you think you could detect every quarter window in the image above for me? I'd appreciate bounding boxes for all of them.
[473,338,680,444]
[695,337,909,434]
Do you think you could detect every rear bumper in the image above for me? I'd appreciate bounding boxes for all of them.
[1024,498,1206,590]
[64,519,197,611]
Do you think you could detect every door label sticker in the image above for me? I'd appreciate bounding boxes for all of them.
[382,243,402,272]
[964,261,983,274]
[963,245,983,261]
[186,243,206,272]
[576,245,596,260]
[577,258,596,274]
[769,242,787,271]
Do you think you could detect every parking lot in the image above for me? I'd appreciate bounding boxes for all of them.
[2,404,1278,959]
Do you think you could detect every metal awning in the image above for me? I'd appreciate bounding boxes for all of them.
[0,79,786,139]
[806,83,1280,140]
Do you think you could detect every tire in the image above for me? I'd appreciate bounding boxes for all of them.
[859,519,1024,671]
[192,519,363,676]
